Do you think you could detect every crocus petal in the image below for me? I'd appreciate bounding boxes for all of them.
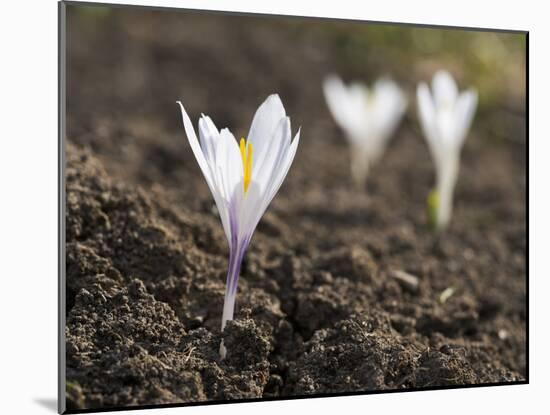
[372,78,407,142]
[346,83,371,136]
[208,128,243,244]
[198,115,219,166]
[322,75,351,129]
[237,119,292,241]
[323,75,367,140]
[454,89,478,146]
[242,127,299,245]
[417,83,438,148]
[432,70,458,108]
[248,94,286,177]
[236,180,264,242]
[213,191,232,245]
[263,128,300,212]
[435,107,457,149]
[253,116,291,193]
[177,101,214,188]
[215,128,243,204]
[178,102,235,243]
[198,115,222,186]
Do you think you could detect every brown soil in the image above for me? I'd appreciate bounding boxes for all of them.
[64,5,527,412]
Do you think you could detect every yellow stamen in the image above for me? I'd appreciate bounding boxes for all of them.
[239,138,253,193]
[239,137,245,165]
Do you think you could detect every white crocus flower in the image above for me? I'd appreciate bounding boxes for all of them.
[323,75,407,188]
[417,70,478,231]
[177,94,300,358]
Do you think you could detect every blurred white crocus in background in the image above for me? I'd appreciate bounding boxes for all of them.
[323,75,407,188]
[177,95,300,358]
[417,70,478,231]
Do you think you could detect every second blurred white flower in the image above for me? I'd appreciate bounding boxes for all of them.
[417,70,478,231]
[323,75,407,188]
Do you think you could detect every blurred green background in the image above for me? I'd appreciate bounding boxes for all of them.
[72,5,526,113]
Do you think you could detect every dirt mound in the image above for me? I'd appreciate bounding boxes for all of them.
[65,143,525,409]
[285,315,520,396]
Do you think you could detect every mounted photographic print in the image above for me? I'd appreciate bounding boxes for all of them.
[58,1,528,413]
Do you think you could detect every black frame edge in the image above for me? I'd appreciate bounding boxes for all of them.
[58,1,67,414]
[524,31,529,384]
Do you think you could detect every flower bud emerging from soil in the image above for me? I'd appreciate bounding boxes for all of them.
[323,75,407,189]
[177,95,300,358]
[417,70,477,231]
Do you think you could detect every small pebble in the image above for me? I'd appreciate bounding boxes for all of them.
[439,287,455,304]
[390,270,419,293]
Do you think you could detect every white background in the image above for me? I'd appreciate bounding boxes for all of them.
[0,0,542,413]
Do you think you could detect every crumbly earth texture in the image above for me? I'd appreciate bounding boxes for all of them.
[64,7,526,411]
